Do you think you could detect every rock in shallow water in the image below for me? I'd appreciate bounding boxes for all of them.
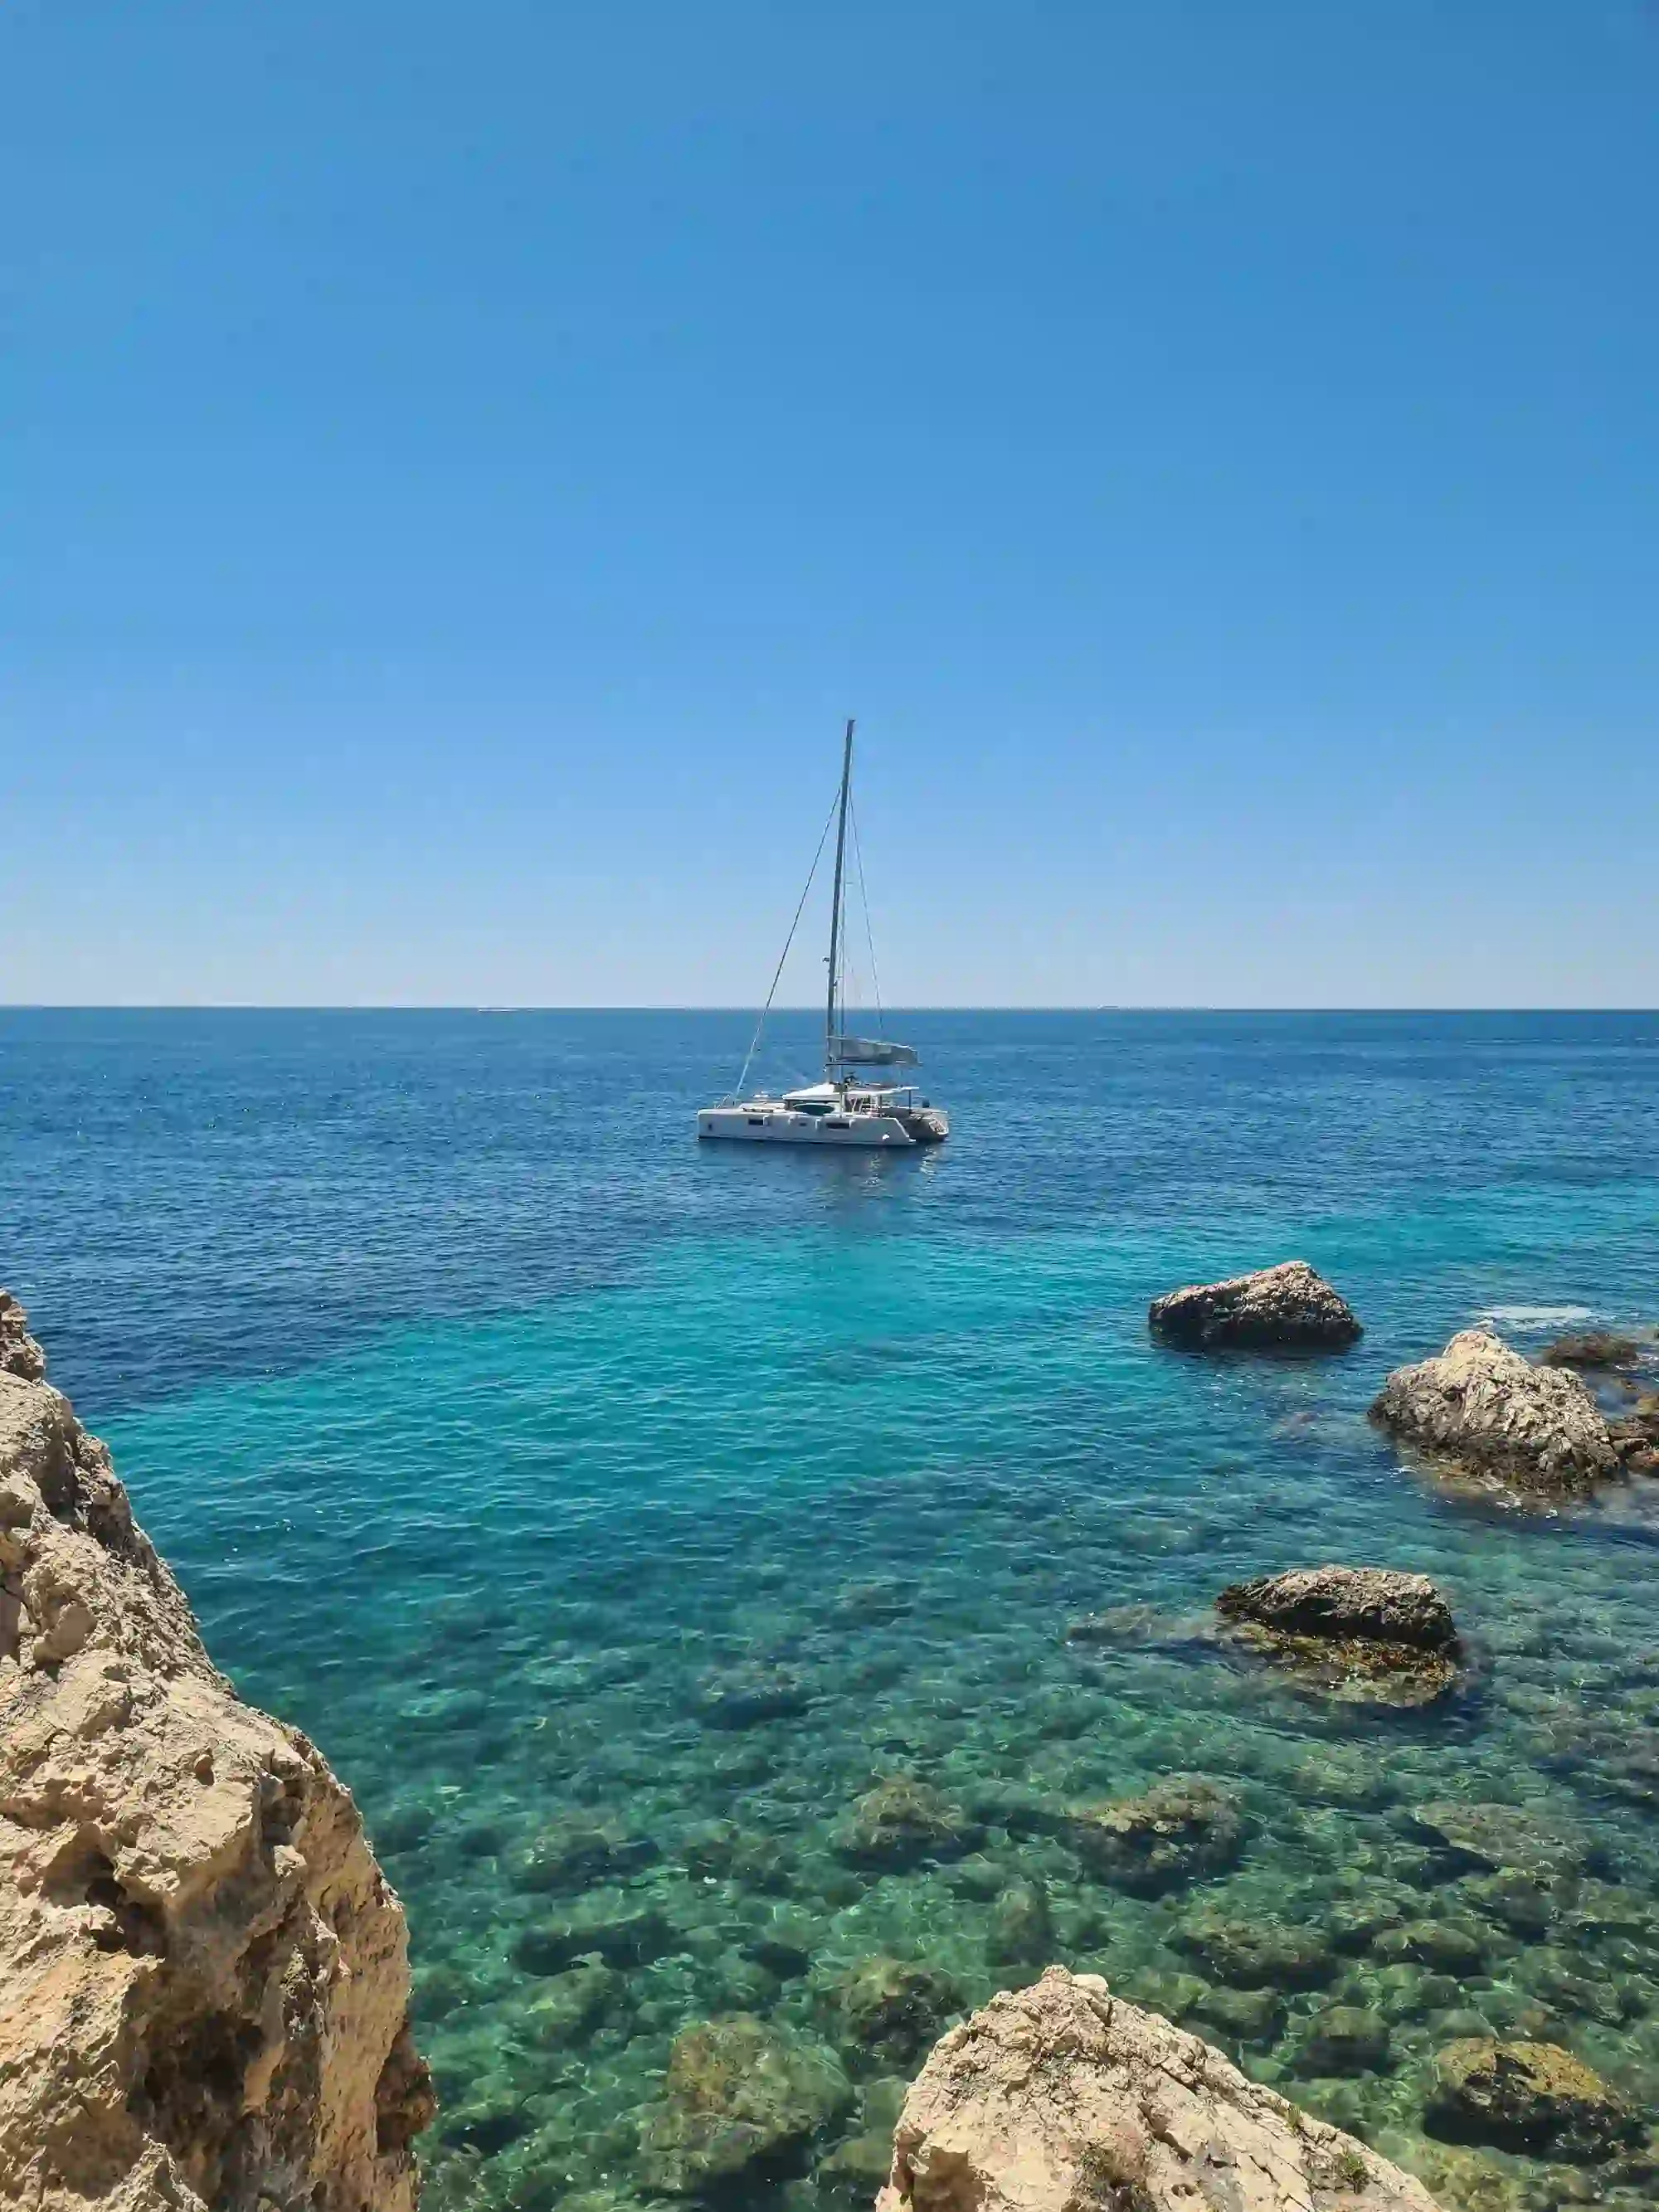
[1408,1799,1593,1884]
[1426,2038,1637,2161]
[513,1889,673,1971]
[1148,1259,1363,1351]
[1540,1331,1644,1372]
[693,1660,812,1728]
[1173,1910,1339,1990]
[1215,1565,1464,1706]
[833,1775,979,1868]
[990,1878,1054,1964]
[1370,1329,1621,1496]
[1068,1774,1244,1894]
[1294,2002,1393,2076]
[827,1956,965,2062]
[639,2013,852,2193]
[877,1966,1443,2212]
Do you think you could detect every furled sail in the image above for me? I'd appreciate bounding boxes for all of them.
[831,1036,919,1068]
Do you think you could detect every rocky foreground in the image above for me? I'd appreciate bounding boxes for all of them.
[0,1300,431,2212]
[879,1966,1443,2211]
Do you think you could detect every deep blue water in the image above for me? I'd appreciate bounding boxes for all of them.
[5,1009,1659,2212]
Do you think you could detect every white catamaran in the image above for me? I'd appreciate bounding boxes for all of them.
[697,722,949,1148]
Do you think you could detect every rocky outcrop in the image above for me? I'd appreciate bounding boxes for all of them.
[0,1291,46,1382]
[1215,1565,1463,1706]
[1148,1261,1362,1351]
[0,1296,431,2212]
[878,1966,1443,2212]
[1370,1329,1620,1495]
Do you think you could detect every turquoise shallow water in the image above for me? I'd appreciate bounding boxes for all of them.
[7,1009,1659,2212]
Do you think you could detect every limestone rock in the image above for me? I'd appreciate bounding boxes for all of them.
[1215,1566,1463,1706]
[1426,2038,1637,2161]
[0,1291,46,1382]
[639,2013,852,2193]
[1370,1330,1620,1495]
[1068,1775,1243,1894]
[0,1296,431,2212]
[1148,1261,1363,1352]
[877,1965,1443,2212]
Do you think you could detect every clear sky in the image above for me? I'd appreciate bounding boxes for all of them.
[6,1,1657,1007]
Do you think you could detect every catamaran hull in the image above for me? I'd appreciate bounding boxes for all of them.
[699,1106,927,1147]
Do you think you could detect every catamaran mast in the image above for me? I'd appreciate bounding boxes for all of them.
[825,717,854,1077]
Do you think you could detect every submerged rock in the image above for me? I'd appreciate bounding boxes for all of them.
[639,2013,852,2194]
[1215,1565,1463,1706]
[1540,1331,1643,1371]
[1374,1919,1488,1975]
[827,1956,965,2063]
[1068,1775,1244,1894]
[1370,1329,1621,1496]
[1426,2038,1637,2160]
[1172,1910,1338,1990]
[523,1954,625,2047]
[1148,1260,1363,1351]
[513,1889,673,1971]
[1408,1800,1592,1884]
[0,1295,431,2212]
[514,1811,657,1892]
[1192,1982,1286,2046]
[833,1775,978,1869]
[693,1660,812,1728]
[1294,2003,1393,2076]
[989,1878,1054,1965]
[876,1966,1443,2212]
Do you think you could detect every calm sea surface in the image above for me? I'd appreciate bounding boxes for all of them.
[6,1009,1659,2212]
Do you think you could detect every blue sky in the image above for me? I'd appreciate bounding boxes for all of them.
[6,1,1657,1006]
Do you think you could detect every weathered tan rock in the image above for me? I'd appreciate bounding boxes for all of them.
[0,1291,46,1382]
[878,1966,1444,2212]
[0,1296,431,2212]
[1370,1329,1619,1495]
[1149,1262,1363,1351]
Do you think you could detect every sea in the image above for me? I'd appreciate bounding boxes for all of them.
[5,1008,1659,2212]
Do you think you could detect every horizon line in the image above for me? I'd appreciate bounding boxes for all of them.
[4,1004,1658,1018]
